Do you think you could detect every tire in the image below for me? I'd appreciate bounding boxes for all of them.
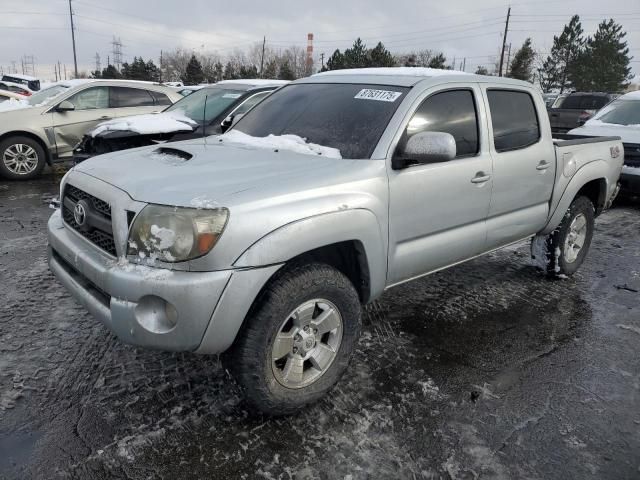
[224,262,362,415]
[0,136,47,180]
[531,196,595,277]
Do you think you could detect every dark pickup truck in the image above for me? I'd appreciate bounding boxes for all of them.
[548,92,617,133]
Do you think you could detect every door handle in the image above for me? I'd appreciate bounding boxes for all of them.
[536,161,550,171]
[550,113,559,117]
[471,173,491,184]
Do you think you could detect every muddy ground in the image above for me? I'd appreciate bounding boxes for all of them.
[1,171,639,479]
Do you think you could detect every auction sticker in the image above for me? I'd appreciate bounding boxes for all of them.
[222,93,242,98]
[354,89,402,102]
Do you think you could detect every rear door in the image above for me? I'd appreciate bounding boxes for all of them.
[387,84,493,285]
[51,85,112,158]
[108,86,165,118]
[481,87,556,248]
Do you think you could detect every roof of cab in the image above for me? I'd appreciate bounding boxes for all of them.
[298,67,534,88]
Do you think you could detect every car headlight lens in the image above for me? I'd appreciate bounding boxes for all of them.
[127,205,229,263]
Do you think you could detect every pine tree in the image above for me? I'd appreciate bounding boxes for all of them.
[537,55,559,93]
[223,62,238,80]
[344,38,368,68]
[182,55,205,85]
[325,49,345,71]
[100,64,121,79]
[263,59,278,79]
[239,65,259,79]
[428,53,447,69]
[278,60,295,80]
[475,66,489,75]
[572,19,632,92]
[540,15,585,93]
[369,42,395,67]
[508,38,536,81]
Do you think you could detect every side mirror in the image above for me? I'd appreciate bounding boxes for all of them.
[56,100,75,112]
[392,131,456,169]
[220,113,245,133]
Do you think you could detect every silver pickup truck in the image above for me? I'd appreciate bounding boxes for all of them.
[48,68,623,414]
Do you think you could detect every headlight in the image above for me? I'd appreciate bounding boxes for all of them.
[128,205,229,263]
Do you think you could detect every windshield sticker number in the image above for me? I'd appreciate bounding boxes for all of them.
[222,93,242,99]
[354,89,402,102]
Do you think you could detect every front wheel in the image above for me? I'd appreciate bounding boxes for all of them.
[0,136,46,180]
[531,195,595,277]
[224,263,362,415]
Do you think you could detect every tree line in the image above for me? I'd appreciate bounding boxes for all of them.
[90,16,633,92]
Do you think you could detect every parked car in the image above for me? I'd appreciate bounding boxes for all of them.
[73,80,288,162]
[0,90,26,103]
[48,68,623,414]
[0,80,181,179]
[542,93,559,108]
[568,90,640,194]
[1,73,41,91]
[548,92,618,133]
[175,85,209,97]
[0,80,33,97]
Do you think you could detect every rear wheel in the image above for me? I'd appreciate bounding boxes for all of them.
[0,136,46,180]
[224,262,362,415]
[531,195,595,277]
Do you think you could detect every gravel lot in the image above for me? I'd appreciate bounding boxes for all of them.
[1,171,639,480]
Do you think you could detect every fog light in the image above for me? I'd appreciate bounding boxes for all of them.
[134,295,178,334]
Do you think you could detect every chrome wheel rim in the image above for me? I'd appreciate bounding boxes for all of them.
[564,213,588,263]
[3,144,38,175]
[271,299,343,389]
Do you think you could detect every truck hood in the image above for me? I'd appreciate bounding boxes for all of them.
[569,122,640,144]
[73,138,365,206]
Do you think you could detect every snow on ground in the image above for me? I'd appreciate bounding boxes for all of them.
[315,67,471,77]
[90,110,197,137]
[221,130,342,158]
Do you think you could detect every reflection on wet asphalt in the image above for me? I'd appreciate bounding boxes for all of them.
[1,171,639,479]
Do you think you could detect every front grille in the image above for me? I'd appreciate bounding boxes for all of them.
[62,184,117,256]
[623,143,640,168]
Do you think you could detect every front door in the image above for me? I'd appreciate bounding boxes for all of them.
[387,86,493,286]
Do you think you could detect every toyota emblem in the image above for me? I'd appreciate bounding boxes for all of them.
[74,202,86,226]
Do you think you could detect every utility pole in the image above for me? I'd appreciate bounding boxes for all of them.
[159,50,163,83]
[320,52,325,70]
[506,43,512,76]
[462,57,466,72]
[68,0,78,78]
[64,64,67,80]
[498,6,511,77]
[94,52,101,73]
[259,36,266,77]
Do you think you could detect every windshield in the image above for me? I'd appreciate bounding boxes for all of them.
[593,100,640,126]
[28,85,68,106]
[233,83,409,159]
[165,87,245,122]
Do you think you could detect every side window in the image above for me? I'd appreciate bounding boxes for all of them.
[487,90,540,153]
[559,95,581,109]
[110,87,155,108]
[150,91,172,106]
[66,86,109,110]
[402,89,479,157]
[233,91,271,115]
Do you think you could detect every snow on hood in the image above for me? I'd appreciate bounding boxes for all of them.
[220,130,342,159]
[90,110,198,137]
[72,138,358,206]
[0,98,30,113]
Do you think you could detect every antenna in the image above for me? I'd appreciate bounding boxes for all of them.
[202,95,208,142]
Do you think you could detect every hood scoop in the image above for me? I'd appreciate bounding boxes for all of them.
[151,147,193,161]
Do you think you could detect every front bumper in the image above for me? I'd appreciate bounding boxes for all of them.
[48,210,281,353]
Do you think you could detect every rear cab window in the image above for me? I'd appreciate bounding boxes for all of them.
[486,89,540,152]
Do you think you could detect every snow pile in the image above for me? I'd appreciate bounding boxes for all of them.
[221,130,342,159]
[315,67,471,78]
[150,225,176,250]
[90,110,197,137]
[0,98,30,112]
[190,195,220,209]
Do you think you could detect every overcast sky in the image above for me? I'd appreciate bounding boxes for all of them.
[1,0,638,80]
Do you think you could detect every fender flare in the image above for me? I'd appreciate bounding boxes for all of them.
[233,208,387,301]
[540,161,609,235]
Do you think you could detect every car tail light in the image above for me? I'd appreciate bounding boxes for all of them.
[577,110,595,125]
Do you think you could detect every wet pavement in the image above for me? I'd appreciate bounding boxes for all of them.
[1,170,639,480]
